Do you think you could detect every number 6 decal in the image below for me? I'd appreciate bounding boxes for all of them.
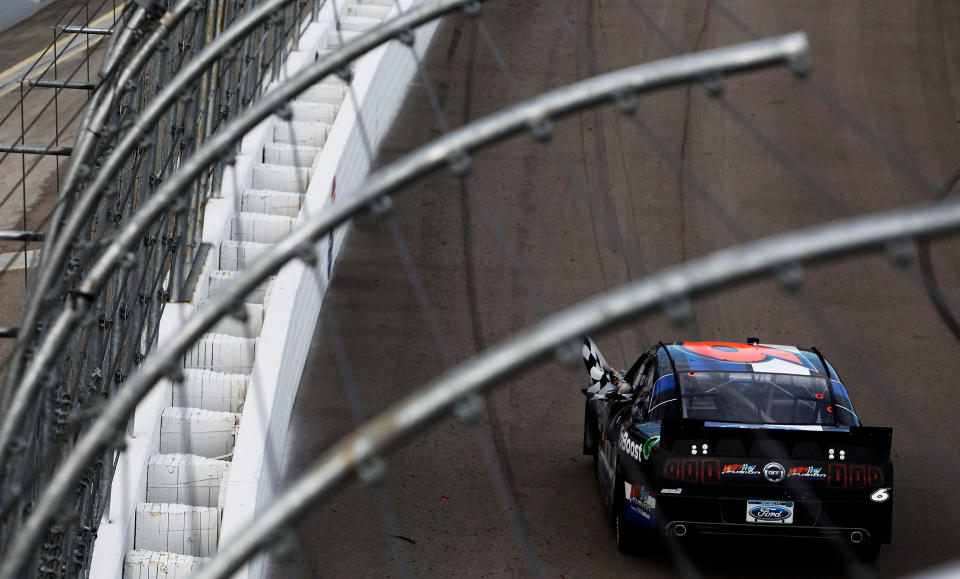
[682,342,805,366]
[870,488,891,502]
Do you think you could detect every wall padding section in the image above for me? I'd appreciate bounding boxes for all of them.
[173,369,249,413]
[159,408,239,458]
[123,550,207,578]
[134,504,220,558]
[218,1,442,577]
[182,334,257,373]
[145,454,230,508]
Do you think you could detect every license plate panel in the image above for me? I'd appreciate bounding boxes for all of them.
[746,500,794,524]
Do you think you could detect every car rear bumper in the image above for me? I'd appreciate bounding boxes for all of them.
[656,496,891,543]
[664,520,875,543]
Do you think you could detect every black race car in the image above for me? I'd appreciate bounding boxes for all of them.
[581,338,892,560]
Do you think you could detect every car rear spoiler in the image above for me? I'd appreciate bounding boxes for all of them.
[659,420,892,461]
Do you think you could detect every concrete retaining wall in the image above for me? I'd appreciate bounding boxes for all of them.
[219,5,440,577]
[90,1,440,576]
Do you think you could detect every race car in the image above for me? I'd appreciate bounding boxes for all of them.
[581,338,893,560]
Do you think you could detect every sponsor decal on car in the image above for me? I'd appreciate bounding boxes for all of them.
[746,500,794,524]
[660,488,683,495]
[619,430,642,462]
[624,482,656,526]
[642,436,660,460]
[679,342,815,375]
[870,488,891,502]
[787,466,827,479]
[763,462,786,483]
[682,342,804,365]
[722,463,760,477]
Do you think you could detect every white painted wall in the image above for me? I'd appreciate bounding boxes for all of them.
[89,305,187,578]
[218,3,442,576]
[91,0,442,576]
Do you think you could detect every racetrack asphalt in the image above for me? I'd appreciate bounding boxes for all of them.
[0,0,112,367]
[269,1,960,577]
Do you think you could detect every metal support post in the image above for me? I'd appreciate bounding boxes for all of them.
[59,26,113,35]
[0,231,44,241]
[28,79,97,90]
[0,144,72,155]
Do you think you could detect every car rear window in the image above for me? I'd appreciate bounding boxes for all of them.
[677,371,859,426]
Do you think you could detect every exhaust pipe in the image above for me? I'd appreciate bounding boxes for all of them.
[849,531,864,544]
[673,524,688,537]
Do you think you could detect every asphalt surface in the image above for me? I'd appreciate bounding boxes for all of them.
[267,2,960,577]
[0,0,117,97]
[0,0,113,363]
[0,0,114,233]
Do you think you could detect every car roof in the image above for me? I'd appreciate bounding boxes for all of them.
[662,342,830,377]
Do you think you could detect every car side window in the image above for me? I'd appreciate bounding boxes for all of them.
[648,350,681,421]
[623,354,650,392]
[648,377,682,421]
[623,355,647,388]
[631,359,657,420]
[631,358,650,390]
[641,362,656,391]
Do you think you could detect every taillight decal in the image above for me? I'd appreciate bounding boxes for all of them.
[663,459,680,480]
[828,464,847,488]
[701,459,720,484]
[849,465,866,488]
[663,457,881,488]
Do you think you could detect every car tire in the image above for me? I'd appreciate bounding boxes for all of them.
[615,508,640,554]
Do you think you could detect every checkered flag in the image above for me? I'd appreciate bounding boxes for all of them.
[582,337,623,398]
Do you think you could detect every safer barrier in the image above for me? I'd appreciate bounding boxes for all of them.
[89,1,441,576]
[220,5,441,578]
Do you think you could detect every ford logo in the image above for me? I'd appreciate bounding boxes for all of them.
[749,505,791,520]
[763,462,785,483]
